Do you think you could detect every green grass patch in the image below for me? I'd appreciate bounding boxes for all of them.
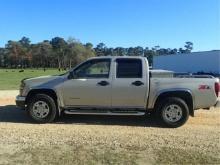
[3,145,219,165]
[155,147,220,164]
[1,142,220,165]
[3,145,138,165]
[0,69,66,90]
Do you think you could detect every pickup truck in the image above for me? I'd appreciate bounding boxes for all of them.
[16,56,220,127]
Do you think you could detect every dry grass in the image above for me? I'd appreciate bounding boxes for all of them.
[0,91,219,165]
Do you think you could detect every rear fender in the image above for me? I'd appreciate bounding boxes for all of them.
[152,89,195,116]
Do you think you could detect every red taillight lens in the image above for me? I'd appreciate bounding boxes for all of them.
[215,82,219,97]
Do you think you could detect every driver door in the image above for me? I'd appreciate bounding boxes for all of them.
[62,58,112,108]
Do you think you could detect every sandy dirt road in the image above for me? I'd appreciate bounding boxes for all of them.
[0,90,219,164]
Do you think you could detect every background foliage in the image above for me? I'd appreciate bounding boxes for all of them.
[0,37,193,69]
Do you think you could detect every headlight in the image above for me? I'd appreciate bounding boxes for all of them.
[19,79,26,95]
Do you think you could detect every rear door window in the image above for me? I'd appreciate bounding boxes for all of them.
[116,59,142,78]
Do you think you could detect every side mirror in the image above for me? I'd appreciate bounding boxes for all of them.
[68,71,77,79]
[67,72,72,79]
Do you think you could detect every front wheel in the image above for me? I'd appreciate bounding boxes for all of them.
[157,97,189,128]
[27,94,57,123]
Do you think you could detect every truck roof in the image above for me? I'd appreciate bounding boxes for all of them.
[89,56,147,60]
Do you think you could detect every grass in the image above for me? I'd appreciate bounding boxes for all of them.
[0,69,65,90]
[6,146,138,165]
[155,147,220,164]
[2,144,219,165]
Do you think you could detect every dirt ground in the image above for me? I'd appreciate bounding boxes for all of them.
[0,90,219,165]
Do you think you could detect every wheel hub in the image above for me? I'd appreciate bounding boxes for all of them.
[163,104,182,122]
[32,101,50,118]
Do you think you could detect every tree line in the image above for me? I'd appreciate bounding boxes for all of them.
[0,36,193,69]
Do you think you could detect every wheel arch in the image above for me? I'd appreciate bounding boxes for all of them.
[154,89,194,116]
[25,88,61,115]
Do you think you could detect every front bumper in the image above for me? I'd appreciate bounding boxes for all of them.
[15,95,26,108]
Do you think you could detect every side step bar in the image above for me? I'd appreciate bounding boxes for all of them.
[64,109,145,116]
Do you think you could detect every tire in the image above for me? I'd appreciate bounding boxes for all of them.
[156,97,189,128]
[27,94,57,123]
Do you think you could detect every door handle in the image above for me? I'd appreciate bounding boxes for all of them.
[97,81,109,86]
[131,81,144,86]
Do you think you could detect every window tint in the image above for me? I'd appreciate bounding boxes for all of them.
[116,59,142,78]
[74,59,110,78]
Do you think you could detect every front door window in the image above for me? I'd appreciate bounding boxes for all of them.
[74,59,111,79]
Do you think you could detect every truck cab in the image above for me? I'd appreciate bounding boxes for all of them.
[61,56,149,110]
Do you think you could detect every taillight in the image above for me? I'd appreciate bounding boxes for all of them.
[215,82,219,97]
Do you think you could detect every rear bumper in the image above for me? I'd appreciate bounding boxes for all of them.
[15,95,26,108]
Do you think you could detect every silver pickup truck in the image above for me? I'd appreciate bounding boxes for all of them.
[16,56,219,127]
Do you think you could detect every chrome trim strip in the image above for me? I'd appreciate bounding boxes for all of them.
[64,110,145,116]
[64,105,145,110]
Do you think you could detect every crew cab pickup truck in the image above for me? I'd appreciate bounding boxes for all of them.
[16,56,220,127]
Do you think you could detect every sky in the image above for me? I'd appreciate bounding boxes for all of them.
[0,0,219,51]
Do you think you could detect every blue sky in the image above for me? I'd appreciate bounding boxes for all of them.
[0,0,219,51]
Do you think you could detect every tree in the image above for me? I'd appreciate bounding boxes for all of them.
[5,40,23,68]
[95,43,106,56]
[158,48,171,55]
[178,48,186,54]
[105,47,114,56]
[0,36,194,69]
[50,37,67,70]
[0,48,6,67]
[66,39,78,68]
[19,37,31,48]
[31,41,53,69]
[18,37,31,68]
[152,45,160,55]
[170,48,178,54]
[72,43,93,66]
[113,47,126,56]
[127,47,135,56]
[184,41,193,53]
[85,43,93,49]
[144,48,155,66]
[134,46,144,56]
[66,39,95,68]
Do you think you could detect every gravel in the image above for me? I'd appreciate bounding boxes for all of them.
[0,90,219,164]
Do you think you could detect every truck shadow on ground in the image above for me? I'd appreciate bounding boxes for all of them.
[0,105,161,127]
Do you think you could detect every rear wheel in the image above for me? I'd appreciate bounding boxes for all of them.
[27,94,57,123]
[157,97,189,128]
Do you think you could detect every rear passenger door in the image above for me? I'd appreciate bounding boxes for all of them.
[111,58,148,109]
